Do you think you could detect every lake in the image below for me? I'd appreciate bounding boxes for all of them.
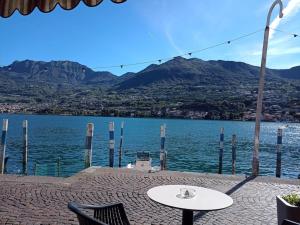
[0,114,299,178]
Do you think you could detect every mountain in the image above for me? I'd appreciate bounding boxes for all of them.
[114,57,288,90]
[1,58,299,90]
[275,66,300,80]
[0,58,299,121]
[0,60,118,86]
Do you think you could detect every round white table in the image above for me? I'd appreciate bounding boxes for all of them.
[147,185,233,225]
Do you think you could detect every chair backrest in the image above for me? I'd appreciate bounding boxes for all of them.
[93,203,130,225]
[68,203,107,225]
[282,219,300,225]
[68,202,130,225]
[136,151,150,161]
[135,151,152,172]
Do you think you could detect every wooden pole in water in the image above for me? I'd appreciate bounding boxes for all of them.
[84,123,94,168]
[118,122,124,168]
[160,124,166,170]
[22,120,28,175]
[109,122,115,167]
[232,134,237,175]
[0,119,8,174]
[57,157,61,177]
[276,128,283,178]
[218,128,224,174]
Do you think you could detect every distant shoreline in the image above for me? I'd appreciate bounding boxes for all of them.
[0,112,297,123]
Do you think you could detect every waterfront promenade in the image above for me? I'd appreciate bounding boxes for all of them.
[0,168,299,225]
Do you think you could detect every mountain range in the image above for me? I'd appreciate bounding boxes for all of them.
[0,57,299,120]
[1,57,299,89]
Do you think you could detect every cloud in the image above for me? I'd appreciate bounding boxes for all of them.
[250,46,300,56]
[164,29,184,55]
[269,0,300,39]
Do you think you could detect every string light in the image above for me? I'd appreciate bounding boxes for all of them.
[90,28,264,70]
[269,27,300,38]
[0,28,299,70]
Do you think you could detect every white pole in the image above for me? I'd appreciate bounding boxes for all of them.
[0,119,8,174]
[252,0,283,176]
[109,122,115,167]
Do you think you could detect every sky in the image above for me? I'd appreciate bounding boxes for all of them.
[0,0,300,75]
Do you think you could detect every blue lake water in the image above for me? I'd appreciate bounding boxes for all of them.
[0,114,299,178]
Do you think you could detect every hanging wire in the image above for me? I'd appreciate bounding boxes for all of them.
[91,28,265,70]
[0,28,299,70]
[269,27,299,38]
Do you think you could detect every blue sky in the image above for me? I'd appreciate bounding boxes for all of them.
[0,0,300,75]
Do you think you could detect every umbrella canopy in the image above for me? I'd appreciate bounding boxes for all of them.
[0,0,126,18]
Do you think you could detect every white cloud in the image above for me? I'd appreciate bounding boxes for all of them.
[269,0,300,39]
[164,29,184,55]
[250,46,300,56]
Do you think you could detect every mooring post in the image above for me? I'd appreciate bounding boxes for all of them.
[84,123,94,168]
[34,162,37,176]
[0,119,8,174]
[4,156,9,173]
[57,157,61,177]
[109,122,115,167]
[118,122,124,168]
[22,120,28,175]
[160,124,167,170]
[276,128,283,178]
[218,128,224,174]
[232,134,237,175]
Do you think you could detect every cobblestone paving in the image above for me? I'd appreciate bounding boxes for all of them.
[0,167,299,225]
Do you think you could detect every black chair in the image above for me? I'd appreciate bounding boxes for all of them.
[282,219,300,225]
[68,202,131,225]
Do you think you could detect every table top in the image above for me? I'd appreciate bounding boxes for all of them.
[147,185,233,211]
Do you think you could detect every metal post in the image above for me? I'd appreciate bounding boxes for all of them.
[118,122,124,168]
[4,156,9,173]
[252,0,283,176]
[232,134,237,175]
[160,124,166,170]
[84,123,94,168]
[34,162,37,176]
[57,157,61,177]
[0,119,8,174]
[276,128,283,178]
[218,128,224,174]
[109,122,115,167]
[22,120,28,175]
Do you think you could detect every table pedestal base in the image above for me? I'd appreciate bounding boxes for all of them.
[182,209,193,225]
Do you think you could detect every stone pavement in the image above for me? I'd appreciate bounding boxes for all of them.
[0,167,299,225]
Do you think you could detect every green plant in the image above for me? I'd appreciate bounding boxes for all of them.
[282,194,300,207]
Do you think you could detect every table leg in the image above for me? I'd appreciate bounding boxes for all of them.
[182,209,193,225]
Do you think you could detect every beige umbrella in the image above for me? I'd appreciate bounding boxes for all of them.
[0,0,126,18]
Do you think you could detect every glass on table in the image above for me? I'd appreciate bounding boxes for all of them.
[177,188,196,199]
